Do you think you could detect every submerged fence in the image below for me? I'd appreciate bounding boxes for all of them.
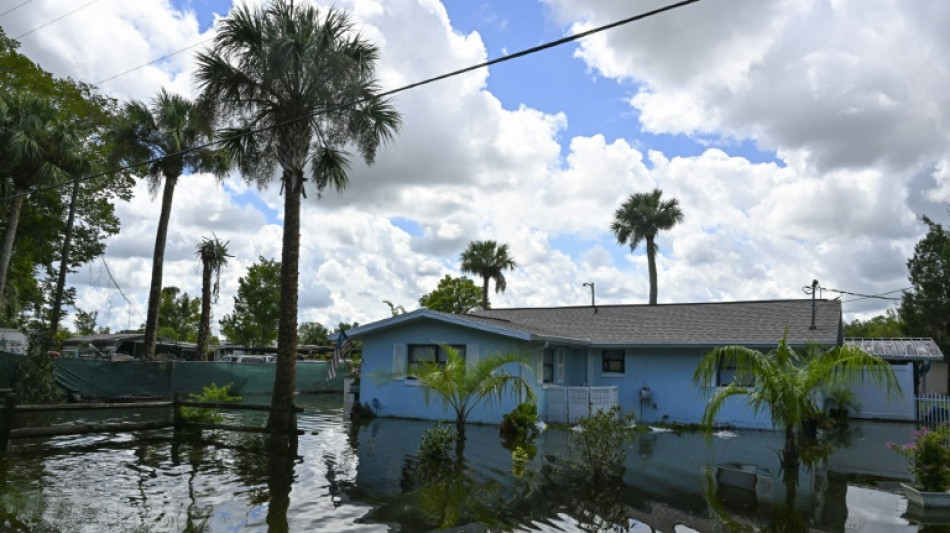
[916,391,950,428]
[545,386,619,424]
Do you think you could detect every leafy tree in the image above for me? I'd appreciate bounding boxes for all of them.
[459,241,516,309]
[900,216,950,354]
[196,0,401,433]
[220,257,281,349]
[110,89,229,359]
[611,188,684,305]
[383,300,406,316]
[298,322,329,346]
[73,309,98,336]
[843,309,905,338]
[411,346,535,457]
[693,334,900,471]
[156,287,200,342]
[419,275,483,314]
[195,235,231,360]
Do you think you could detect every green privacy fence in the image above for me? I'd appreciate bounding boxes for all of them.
[0,352,344,398]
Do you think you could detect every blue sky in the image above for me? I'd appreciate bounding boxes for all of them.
[4,0,949,331]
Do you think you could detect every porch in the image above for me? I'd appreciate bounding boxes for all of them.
[544,385,619,424]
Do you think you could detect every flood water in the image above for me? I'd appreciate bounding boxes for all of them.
[0,395,941,532]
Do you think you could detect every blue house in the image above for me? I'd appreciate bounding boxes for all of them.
[349,298,863,428]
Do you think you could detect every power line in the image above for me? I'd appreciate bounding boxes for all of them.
[95,37,214,86]
[13,0,101,40]
[0,0,703,204]
[100,258,145,323]
[0,0,33,18]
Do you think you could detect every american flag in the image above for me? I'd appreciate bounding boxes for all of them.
[328,329,354,379]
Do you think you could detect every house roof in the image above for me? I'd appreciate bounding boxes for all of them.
[845,337,944,361]
[350,299,841,347]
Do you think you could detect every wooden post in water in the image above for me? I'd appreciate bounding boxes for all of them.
[0,392,18,452]
[173,393,183,440]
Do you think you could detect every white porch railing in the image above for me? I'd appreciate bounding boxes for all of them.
[917,391,950,428]
[545,386,619,424]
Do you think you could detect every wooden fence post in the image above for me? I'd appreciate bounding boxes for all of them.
[0,392,18,452]
[173,393,183,440]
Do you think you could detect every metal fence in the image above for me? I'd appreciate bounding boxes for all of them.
[545,386,619,424]
[916,391,950,428]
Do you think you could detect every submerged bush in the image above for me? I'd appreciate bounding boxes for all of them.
[180,382,242,425]
[569,406,636,478]
[418,422,457,463]
[500,402,539,443]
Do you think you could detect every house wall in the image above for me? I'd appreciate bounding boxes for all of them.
[922,361,948,394]
[359,319,540,424]
[583,346,774,428]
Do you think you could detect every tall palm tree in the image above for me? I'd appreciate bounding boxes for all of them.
[610,188,683,306]
[110,89,229,360]
[693,334,900,471]
[195,0,401,433]
[411,347,535,458]
[460,240,517,309]
[0,92,72,313]
[195,235,230,361]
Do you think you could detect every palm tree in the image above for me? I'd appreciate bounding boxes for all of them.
[459,240,517,309]
[0,92,72,313]
[693,334,900,471]
[195,0,401,433]
[110,89,229,360]
[195,235,230,361]
[610,188,683,306]
[411,347,535,458]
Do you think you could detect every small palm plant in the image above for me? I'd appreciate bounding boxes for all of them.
[411,347,535,458]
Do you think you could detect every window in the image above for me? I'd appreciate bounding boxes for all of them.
[717,357,753,387]
[543,349,555,383]
[602,349,625,374]
[407,344,465,378]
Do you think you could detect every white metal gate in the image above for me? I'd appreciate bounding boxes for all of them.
[545,386,619,423]
[917,391,950,428]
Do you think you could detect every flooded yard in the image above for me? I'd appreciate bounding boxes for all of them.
[0,395,936,532]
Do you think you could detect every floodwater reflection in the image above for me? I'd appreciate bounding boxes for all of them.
[0,396,935,531]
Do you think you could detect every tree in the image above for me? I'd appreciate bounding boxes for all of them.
[196,0,401,433]
[611,188,684,306]
[73,309,98,336]
[411,347,535,458]
[0,93,71,315]
[156,287,200,342]
[459,241,517,309]
[383,300,406,316]
[195,235,231,361]
[220,257,281,349]
[693,334,900,471]
[419,275,483,314]
[843,309,905,338]
[900,216,950,354]
[110,89,229,359]
[298,322,329,346]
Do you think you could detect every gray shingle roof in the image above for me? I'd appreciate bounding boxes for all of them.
[845,338,944,361]
[467,299,841,346]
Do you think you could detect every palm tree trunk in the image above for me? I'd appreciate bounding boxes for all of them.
[267,172,301,434]
[50,178,80,335]
[646,235,658,305]
[455,412,466,460]
[196,257,212,361]
[481,276,489,310]
[0,190,26,314]
[143,176,177,360]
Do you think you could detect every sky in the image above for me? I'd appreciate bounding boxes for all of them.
[2,0,948,335]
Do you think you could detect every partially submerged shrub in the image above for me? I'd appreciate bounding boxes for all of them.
[889,426,950,492]
[180,382,242,425]
[500,402,539,443]
[418,422,457,463]
[569,406,636,478]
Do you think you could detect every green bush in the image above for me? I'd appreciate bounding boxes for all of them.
[889,426,950,492]
[17,329,63,404]
[180,382,242,425]
[500,402,539,443]
[569,406,636,478]
[418,422,457,463]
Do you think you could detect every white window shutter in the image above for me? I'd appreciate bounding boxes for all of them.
[556,349,565,384]
[536,350,543,384]
[392,344,407,378]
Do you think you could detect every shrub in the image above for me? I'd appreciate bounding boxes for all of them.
[180,382,242,425]
[499,402,539,443]
[569,406,636,478]
[889,426,950,492]
[16,329,63,404]
[418,422,457,463]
